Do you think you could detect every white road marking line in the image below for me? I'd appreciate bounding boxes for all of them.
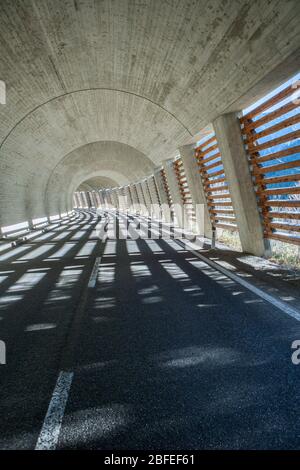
[176,239,300,322]
[121,212,300,322]
[36,219,103,449]
[88,256,101,288]
[35,371,73,450]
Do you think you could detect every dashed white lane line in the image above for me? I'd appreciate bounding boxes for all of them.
[36,221,104,450]
[35,371,74,450]
[88,256,101,288]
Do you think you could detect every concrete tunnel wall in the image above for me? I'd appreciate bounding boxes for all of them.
[45,141,155,217]
[0,0,299,230]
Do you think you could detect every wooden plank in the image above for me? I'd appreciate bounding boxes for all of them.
[265,232,300,245]
[241,84,296,123]
[208,188,231,195]
[212,215,237,223]
[204,167,225,177]
[242,101,299,133]
[211,209,235,215]
[197,143,219,159]
[206,183,228,192]
[264,211,300,220]
[250,145,300,164]
[195,136,216,152]
[208,201,234,208]
[245,114,300,144]
[215,223,238,231]
[204,177,227,187]
[196,151,222,165]
[261,200,300,208]
[253,159,300,175]
[207,193,232,200]
[268,222,300,232]
[200,169,225,179]
[260,187,300,196]
[258,174,300,185]
[202,159,223,172]
[247,130,300,154]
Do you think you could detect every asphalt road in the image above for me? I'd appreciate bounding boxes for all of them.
[0,210,300,449]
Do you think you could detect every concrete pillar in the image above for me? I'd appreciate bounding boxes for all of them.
[147,176,161,219]
[98,190,105,209]
[120,186,129,211]
[107,190,114,209]
[141,180,152,214]
[179,144,212,238]
[79,192,84,208]
[91,191,98,208]
[103,190,108,208]
[88,192,94,208]
[124,186,132,210]
[213,113,270,256]
[118,187,125,210]
[153,167,172,222]
[113,189,120,209]
[163,160,184,228]
[129,184,139,213]
[77,192,83,208]
[110,190,118,209]
[95,191,101,208]
[82,192,88,208]
[148,176,159,205]
[136,182,147,215]
[74,192,80,208]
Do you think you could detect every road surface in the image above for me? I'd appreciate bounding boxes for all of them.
[0,210,299,449]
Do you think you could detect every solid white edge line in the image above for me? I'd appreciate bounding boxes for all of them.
[88,256,101,288]
[122,212,300,322]
[175,238,300,322]
[35,371,74,450]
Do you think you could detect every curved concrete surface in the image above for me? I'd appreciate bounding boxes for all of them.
[78,177,119,191]
[45,141,154,217]
[0,0,299,228]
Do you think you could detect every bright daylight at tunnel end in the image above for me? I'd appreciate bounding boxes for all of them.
[0,0,300,462]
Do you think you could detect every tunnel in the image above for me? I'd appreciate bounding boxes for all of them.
[0,0,300,454]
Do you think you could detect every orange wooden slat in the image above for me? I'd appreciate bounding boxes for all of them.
[245,114,300,144]
[215,223,238,231]
[260,200,300,208]
[250,145,300,164]
[241,84,296,123]
[258,174,300,185]
[259,186,300,196]
[196,151,222,165]
[264,211,300,220]
[207,201,234,207]
[265,232,300,245]
[253,159,300,175]
[242,101,299,133]
[195,136,216,152]
[268,222,300,232]
[247,129,300,154]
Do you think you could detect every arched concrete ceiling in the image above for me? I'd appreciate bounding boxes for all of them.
[45,141,154,216]
[78,176,118,191]
[0,0,299,226]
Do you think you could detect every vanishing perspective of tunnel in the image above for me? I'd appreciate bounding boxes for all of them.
[0,0,300,454]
